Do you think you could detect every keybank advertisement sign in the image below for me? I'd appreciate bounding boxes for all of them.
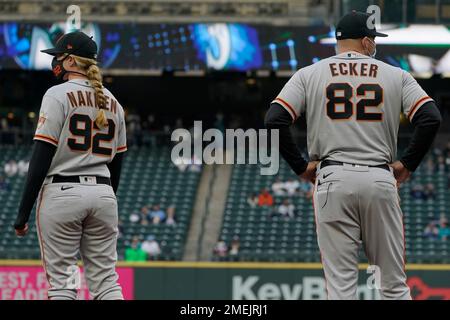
[231,275,380,300]
[134,268,381,300]
[1,263,449,299]
[132,265,450,300]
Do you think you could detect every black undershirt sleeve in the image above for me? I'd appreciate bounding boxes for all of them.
[107,152,124,194]
[265,103,309,175]
[400,101,442,172]
[14,141,56,230]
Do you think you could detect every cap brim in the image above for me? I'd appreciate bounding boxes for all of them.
[40,48,66,55]
[372,31,388,37]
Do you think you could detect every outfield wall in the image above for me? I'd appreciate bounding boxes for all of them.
[1,261,449,300]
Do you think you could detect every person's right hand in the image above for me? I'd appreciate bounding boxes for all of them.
[299,161,319,184]
[15,223,29,237]
[390,161,411,187]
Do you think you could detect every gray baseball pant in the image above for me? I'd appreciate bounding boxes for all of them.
[313,163,411,300]
[35,180,123,300]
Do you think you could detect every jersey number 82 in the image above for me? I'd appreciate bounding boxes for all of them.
[326,83,383,122]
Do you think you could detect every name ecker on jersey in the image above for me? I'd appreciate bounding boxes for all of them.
[329,62,378,78]
[232,275,381,300]
[66,89,119,114]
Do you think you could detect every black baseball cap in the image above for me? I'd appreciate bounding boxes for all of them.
[41,31,97,59]
[335,11,388,40]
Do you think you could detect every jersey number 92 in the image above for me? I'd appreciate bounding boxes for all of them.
[67,114,115,157]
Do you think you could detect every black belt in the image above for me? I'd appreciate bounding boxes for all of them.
[51,175,111,186]
[320,160,390,172]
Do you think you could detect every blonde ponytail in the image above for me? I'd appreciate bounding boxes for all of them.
[72,55,108,129]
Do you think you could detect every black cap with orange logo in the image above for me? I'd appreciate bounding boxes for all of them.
[41,31,97,60]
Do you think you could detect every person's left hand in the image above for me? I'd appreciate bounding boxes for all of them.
[15,223,29,237]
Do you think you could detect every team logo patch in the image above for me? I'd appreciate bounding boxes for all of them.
[37,113,47,129]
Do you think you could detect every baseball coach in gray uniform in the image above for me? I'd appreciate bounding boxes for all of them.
[265,11,442,300]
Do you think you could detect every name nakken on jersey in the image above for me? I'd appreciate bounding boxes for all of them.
[66,90,118,114]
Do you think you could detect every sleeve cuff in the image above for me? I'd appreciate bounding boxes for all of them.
[117,146,127,153]
[34,134,59,147]
[271,97,298,122]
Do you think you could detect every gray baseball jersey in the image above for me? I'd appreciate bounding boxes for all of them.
[272,51,433,165]
[34,78,127,176]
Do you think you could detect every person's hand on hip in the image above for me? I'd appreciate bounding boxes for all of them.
[390,161,411,187]
[300,161,319,184]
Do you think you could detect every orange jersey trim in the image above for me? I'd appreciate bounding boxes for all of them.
[408,96,432,121]
[273,97,298,120]
[117,145,127,153]
[36,186,51,289]
[34,134,59,146]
